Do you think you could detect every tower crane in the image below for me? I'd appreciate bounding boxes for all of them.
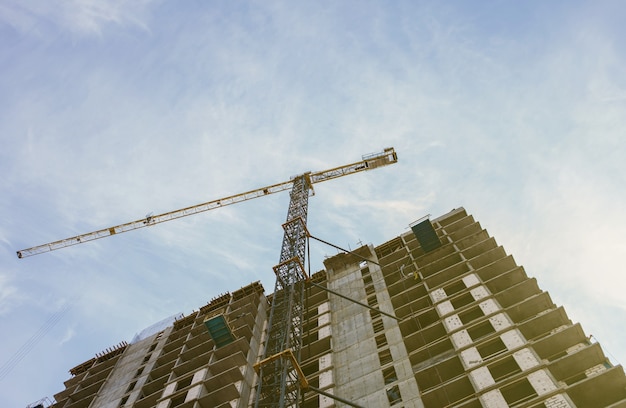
[17,147,398,407]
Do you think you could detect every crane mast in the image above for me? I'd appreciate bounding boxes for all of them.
[255,174,310,407]
[16,147,398,407]
[254,148,397,407]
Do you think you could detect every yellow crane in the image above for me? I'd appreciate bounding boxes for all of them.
[17,147,398,408]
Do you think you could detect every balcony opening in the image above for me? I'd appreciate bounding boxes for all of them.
[444,280,467,297]
[468,320,496,342]
[501,378,537,406]
[488,356,522,382]
[170,394,187,407]
[126,381,137,393]
[451,292,475,310]
[459,306,484,325]
[477,337,507,361]
[176,375,193,391]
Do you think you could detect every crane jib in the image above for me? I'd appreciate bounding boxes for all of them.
[16,147,397,259]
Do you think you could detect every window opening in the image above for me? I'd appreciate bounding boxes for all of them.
[363,274,373,285]
[386,385,402,405]
[379,349,393,366]
[375,334,388,349]
[383,366,398,385]
[366,293,378,306]
[372,317,385,333]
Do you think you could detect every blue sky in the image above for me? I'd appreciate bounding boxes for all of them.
[1,1,626,406]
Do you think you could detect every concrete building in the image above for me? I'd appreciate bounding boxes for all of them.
[47,208,626,407]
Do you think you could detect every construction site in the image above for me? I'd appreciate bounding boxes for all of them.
[20,148,626,407]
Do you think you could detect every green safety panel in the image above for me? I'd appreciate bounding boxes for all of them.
[204,315,235,348]
[411,219,442,252]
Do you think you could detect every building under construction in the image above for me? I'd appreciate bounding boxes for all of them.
[45,208,626,407]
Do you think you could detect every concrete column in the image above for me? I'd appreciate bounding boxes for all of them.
[470,286,490,300]
[512,348,540,371]
[319,353,332,371]
[462,274,480,288]
[319,325,332,339]
[528,369,558,396]
[161,382,176,398]
[500,330,526,350]
[444,314,463,331]
[430,288,447,303]
[489,313,512,332]
[436,300,454,316]
[192,368,208,384]
[479,299,500,315]
[156,400,170,408]
[460,347,483,369]
[451,330,473,349]
[469,366,496,390]
[319,388,335,408]
[319,370,334,388]
[186,384,203,401]
[479,389,509,408]
[319,312,331,326]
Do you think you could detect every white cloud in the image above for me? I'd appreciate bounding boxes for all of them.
[526,168,626,309]
[0,275,19,315]
[59,327,76,346]
[0,0,156,36]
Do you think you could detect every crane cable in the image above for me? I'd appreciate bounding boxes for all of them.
[0,303,71,381]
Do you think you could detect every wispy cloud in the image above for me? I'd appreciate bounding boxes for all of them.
[2,1,626,405]
[59,327,76,346]
[0,275,19,315]
[0,0,155,36]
